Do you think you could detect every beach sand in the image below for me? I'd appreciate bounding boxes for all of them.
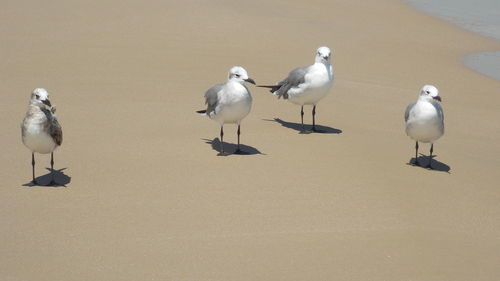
[1,0,499,280]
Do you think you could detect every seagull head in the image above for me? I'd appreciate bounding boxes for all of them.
[315,46,332,63]
[228,66,256,85]
[30,88,52,107]
[419,84,441,102]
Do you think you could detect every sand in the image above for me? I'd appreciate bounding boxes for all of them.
[1,0,499,280]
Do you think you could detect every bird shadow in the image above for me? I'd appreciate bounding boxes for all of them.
[22,168,71,187]
[407,155,451,173]
[263,118,342,134]
[202,138,264,156]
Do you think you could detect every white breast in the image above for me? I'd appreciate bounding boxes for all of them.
[22,111,58,154]
[288,63,333,105]
[406,101,444,143]
[212,82,252,124]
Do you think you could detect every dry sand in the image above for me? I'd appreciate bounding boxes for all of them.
[1,0,499,280]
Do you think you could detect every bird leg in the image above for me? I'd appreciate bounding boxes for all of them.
[300,106,305,132]
[31,152,36,185]
[427,143,434,169]
[237,124,240,149]
[311,105,325,132]
[220,126,224,154]
[414,141,419,166]
[49,152,56,185]
[235,124,244,154]
[312,105,317,131]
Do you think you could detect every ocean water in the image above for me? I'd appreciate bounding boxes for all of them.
[405,0,500,81]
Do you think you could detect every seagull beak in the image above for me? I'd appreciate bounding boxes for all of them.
[433,96,442,102]
[245,78,256,85]
[42,99,52,107]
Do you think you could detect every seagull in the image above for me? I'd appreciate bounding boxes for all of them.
[21,88,63,185]
[197,66,255,154]
[405,85,444,169]
[258,46,334,132]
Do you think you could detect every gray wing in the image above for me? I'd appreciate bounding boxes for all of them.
[204,83,224,115]
[50,118,63,146]
[404,102,415,122]
[41,108,63,146]
[273,66,308,99]
[431,101,444,122]
[431,101,445,135]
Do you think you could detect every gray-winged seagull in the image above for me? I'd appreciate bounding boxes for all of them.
[197,66,256,154]
[405,84,444,169]
[258,46,334,132]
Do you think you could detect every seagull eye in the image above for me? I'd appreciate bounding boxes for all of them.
[235,74,240,78]
[35,95,40,99]
[425,91,430,94]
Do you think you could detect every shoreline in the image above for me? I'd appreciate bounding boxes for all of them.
[463,50,500,81]
[403,0,500,81]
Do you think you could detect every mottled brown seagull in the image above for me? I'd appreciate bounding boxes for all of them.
[21,88,63,185]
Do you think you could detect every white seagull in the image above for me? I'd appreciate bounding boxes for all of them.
[21,88,63,185]
[258,46,334,132]
[405,85,444,169]
[197,66,255,154]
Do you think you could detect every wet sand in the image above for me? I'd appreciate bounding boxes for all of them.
[1,0,499,280]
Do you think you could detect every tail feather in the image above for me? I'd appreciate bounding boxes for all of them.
[257,85,287,99]
[257,85,279,90]
[257,84,282,94]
